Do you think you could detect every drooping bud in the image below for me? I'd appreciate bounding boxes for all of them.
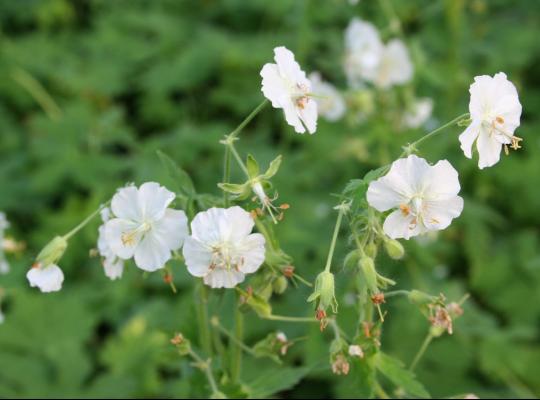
[364,242,378,259]
[272,276,288,294]
[307,271,338,325]
[36,236,68,266]
[383,238,405,260]
[359,256,378,293]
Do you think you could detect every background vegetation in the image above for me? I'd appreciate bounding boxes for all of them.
[1,0,539,398]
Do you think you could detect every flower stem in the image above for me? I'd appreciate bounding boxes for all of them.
[188,349,223,398]
[223,145,232,208]
[265,314,318,323]
[324,204,348,273]
[231,298,244,383]
[211,317,259,359]
[401,112,470,157]
[63,202,110,241]
[229,100,268,140]
[195,282,212,356]
[384,290,410,299]
[409,332,434,371]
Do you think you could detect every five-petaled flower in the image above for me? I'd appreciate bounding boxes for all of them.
[105,182,189,272]
[308,72,346,122]
[183,206,265,289]
[367,155,464,240]
[261,46,318,134]
[459,72,522,169]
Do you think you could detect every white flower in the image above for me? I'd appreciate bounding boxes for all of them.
[261,46,318,134]
[26,263,64,293]
[367,155,464,240]
[97,211,125,280]
[459,72,522,169]
[373,39,413,89]
[0,212,8,232]
[344,18,384,88]
[308,72,346,121]
[348,344,364,358]
[183,206,266,289]
[403,98,433,129]
[104,182,189,272]
[0,308,4,324]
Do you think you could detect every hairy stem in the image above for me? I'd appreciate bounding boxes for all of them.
[324,204,347,273]
[188,349,223,398]
[231,300,244,383]
[63,201,110,241]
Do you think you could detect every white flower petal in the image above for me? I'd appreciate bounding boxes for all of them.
[139,182,175,221]
[203,269,245,289]
[282,100,307,134]
[424,160,461,200]
[261,63,288,108]
[103,257,124,280]
[27,264,64,293]
[458,122,480,159]
[183,236,212,277]
[235,233,266,274]
[298,99,318,134]
[423,197,464,231]
[366,178,407,212]
[224,206,255,241]
[134,233,171,272]
[111,186,141,221]
[383,210,424,240]
[152,209,189,251]
[477,130,503,169]
[104,219,141,260]
[274,46,307,84]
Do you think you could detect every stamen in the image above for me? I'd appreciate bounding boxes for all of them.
[399,204,410,216]
[495,116,505,124]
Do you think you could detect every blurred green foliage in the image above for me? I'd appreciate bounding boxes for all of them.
[1,0,540,398]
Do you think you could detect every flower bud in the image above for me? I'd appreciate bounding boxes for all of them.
[272,276,288,294]
[383,238,404,260]
[364,242,378,259]
[36,236,68,266]
[307,271,338,314]
[244,291,272,318]
[359,256,378,293]
[407,290,435,308]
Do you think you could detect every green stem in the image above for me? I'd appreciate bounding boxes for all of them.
[188,349,223,398]
[231,299,244,383]
[229,100,268,140]
[265,314,318,323]
[223,145,232,208]
[212,318,259,358]
[377,0,403,37]
[324,204,347,273]
[384,290,410,299]
[401,112,470,157]
[409,332,434,371]
[195,283,212,356]
[228,142,250,177]
[63,202,110,241]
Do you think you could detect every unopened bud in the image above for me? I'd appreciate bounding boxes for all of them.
[359,256,378,293]
[171,333,191,356]
[273,276,288,294]
[364,242,378,259]
[36,236,68,266]
[384,238,405,260]
[307,271,338,315]
[348,345,364,359]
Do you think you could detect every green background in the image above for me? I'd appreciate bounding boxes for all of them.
[0,0,539,398]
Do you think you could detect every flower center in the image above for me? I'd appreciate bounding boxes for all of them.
[293,83,310,109]
[399,195,426,230]
[121,222,151,246]
[209,243,243,272]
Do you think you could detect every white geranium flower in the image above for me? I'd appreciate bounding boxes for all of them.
[183,206,266,289]
[308,72,346,121]
[373,39,413,89]
[97,208,124,280]
[459,72,522,169]
[105,182,189,272]
[344,18,384,88]
[367,155,464,240]
[261,46,318,134]
[403,98,433,129]
[26,263,64,293]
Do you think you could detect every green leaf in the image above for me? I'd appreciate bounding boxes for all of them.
[157,150,196,197]
[375,353,430,398]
